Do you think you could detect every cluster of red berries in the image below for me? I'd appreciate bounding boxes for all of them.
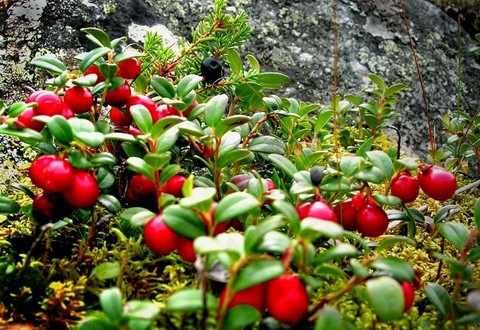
[126,173,188,206]
[219,273,310,325]
[29,154,99,223]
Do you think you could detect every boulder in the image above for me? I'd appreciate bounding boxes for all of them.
[1,0,479,156]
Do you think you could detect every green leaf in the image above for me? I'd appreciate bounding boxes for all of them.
[313,243,359,264]
[215,115,251,138]
[235,82,265,109]
[233,259,284,292]
[219,131,242,155]
[204,94,228,128]
[8,102,31,118]
[99,287,123,321]
[90,152,117,167]
[227,49,244,75]
[424,283,452,316]
[126,157,155,181]
[368,73,386,92]
[353,166,385,184]
[151,76,176,99]
[71,74,98,86]
[315,306,345,330]
[268,154,297,179]
[320,175,351,192]
[178,120,205,137]
[377,236,417,251]
[194,233,244,259]
[99,63,119,80]
[74,132,105,148]
[68,117,96,132]
[248,136,286,154]
[355,136,374,157]
[216,149,251,169]
[81,27,112,48]
[372,194,402,206]
[436,222,470,250]
[98,195,121,213]
[68,150,93,169]
[271,200,301,234]
[255,231,291,254]
[130,104,153,134]
[315,109,334,132]
[144,153,171,171]
[77,317,118,330]
[151,116,185,140]
[121,207,156,227]
[177,74,202,98]
[165,289,217,313]
[434,205,459,223]
[384,84,408,97]
[370,257,415,282]
[92,262,121,280]
[475,198,480,229]
[246,54,260,73]
[31,56,67,75]
[300,218,344,241]
[244,216,286,253]
[123,300,159,320]
[366,150,393,179]
[214,192,261,224]
[46,115,74,145]
[104,132,138,143]
[155,126,180,153]
[366,276,404,321]
[0,196,21,214]
[313,264,346,279]
[162,205,206,239]
[252,72,291,89]
[79,47,112,73]
[96,168,115,189]
[224,305,260,329]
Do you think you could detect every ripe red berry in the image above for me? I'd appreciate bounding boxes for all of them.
[154,104,180,123]
[177,236,197,262]
[126,95,156,120]
[62,170,99,209]
[61,103,75,119]
[355,204,389,237]
[110,107,133,127]
[266,274,309,324]
[333,199,357,231]
[128,173,156,198]
[390,171,419,203]
[296,200,338,223]
[26,90,45,103]
[144,214,180,256]
[417,165,457,201]
[401,281,415,312]
[84,65,105,84]
[64,86,93,114]
[162,175,187,198]
[32,193,70,223]
[219,283,266,313]
[105,82,131,107]
[183,100,198,117]
[199,203,228,236]
[117,58,142,80]
[17,107,45,132]
[29,155,74,193]
[33,91,63,116]
[351,192,366,210]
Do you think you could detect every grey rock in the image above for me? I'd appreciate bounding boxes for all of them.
[1,0,479,157]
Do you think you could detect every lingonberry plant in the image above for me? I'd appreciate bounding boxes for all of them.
[0,0,478,329]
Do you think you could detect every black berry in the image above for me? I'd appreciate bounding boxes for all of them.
[310,166,324,186]
[201,57,223,84]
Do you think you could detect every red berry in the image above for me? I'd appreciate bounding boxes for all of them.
[117,58,142,80]
[29,155,74,193]
[418,165,457,201]
[64,86,93,114]
[126,95,156,120]
[33,91,63,116]
[199,202,228,236]
[177,236,197,262]
[26,90,45,103]
[154,104,179,123]
[219,283,266,313]
[266,274,309,325]
[84,65,105,84]
[128,173,156,198]
[61,103,75,119]
[333,199,357,231]
[105,82,131,107]
[162,175,187,198]
[110,107,133,127]
[62,170,99,209]
[17,107,45,132]
[355,204,389,237]
[144,214,180,256]
[296,200,338,223]
[390,171,419,203]
[401,281,415,312]
[183,100,198,117]
[32,193,70,223]
[351,192,366,210]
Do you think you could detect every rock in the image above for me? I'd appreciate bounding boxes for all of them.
[1,0,479,157]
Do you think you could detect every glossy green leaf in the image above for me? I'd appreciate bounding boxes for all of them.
[8,102,31,118]
[215,115,251,138]
[90,152,117,167]
[155,126,180,153]
[71,74,98,86]
[370,257,415,282]
[320,175,351,192]
[315,306,345,330]
[300,218,344,241]
[235,82,264,109]
[248,136,286,154]
[194,233,244,259]
[425,283,452,316]
[436,221,470,250]
[0,196,21,214]
[99,63,119,80]
[355,136,374,157]
[178,120,206,137]
[68,150,92,169]
[372,194,402,206]
[151,76,175,99]
[74,132,105,148]
[384,83,408,97]
[77,317,117,330]
[244,216,285,253]
[368,73,386,92]
[143,153,171,171]
[216,149,251,169]
[214,192,260,224]
[219,131,242,155]
[79,47,111,73]
[121,207,155,227]
[151,116,184,140]
[97,194,121,213]
[46,115,74,145]
[313,243,359,264]
[177,74,202,98]
[433,205,460,223]
[224,305,260,329]
[96,168,116,189]
[366,151,394,179]
[165,289,217,313]
[353,166,385,184]
[233,259,284,292]
[130,104,153,134]
[271,199,301,234]
[126,157,155,181]
[255,231,291,254]
[366,276,404,321]
[162,205,206,239]
[31,56,67,75]
[81,27,112,48]
[252,72,291,89]
[204,94,228,128]
[123,300,159,320]
[99,287,122,321]
[268,154,297,179]
[314,109,334,132]
[104,132,138,143]
[339,156,362,176]
[313,264,346,279]
[246,54,260,73]
[68,117,96,132]
[92,262,121,280]
[227,48,244,75]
